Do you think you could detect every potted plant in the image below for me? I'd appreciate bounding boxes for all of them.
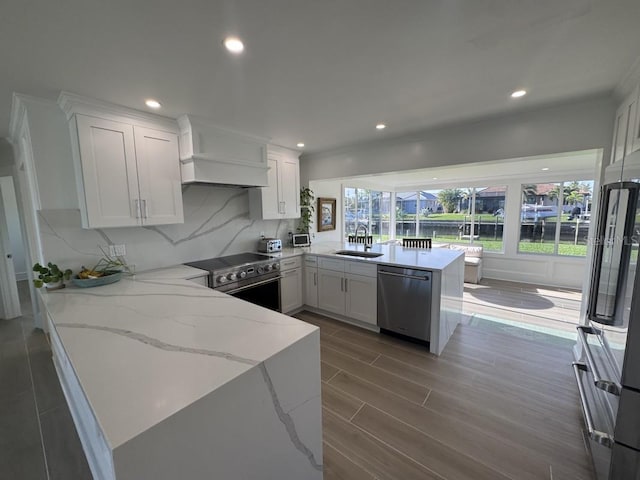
[298,187,315,234]
[32,262,72,290]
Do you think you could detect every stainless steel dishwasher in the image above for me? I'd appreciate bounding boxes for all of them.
[377,265,432,341]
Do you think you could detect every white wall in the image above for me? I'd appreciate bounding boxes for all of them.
[308,180,342,243]
[38,185,295,274]
[301,94,615,183]
[300,95,614,289]
[0,177,27,279]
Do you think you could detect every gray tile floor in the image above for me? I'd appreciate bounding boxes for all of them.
[0,281,91,480]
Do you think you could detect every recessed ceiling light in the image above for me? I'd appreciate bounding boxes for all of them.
[541,167,550,171]
[297,143,305,148]
[511,90,527,98]
[145,99,161,109]
[432,177,438,180]
[224,37,244,54]
[376,124,386,130]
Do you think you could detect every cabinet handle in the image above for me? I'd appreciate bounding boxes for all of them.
[143,199,148,219]
[341,278,344,292]
[344,278,348,292]
[314,272,317,286]
[134,199,140,219]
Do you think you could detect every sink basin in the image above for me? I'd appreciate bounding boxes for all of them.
[335,250,384,258]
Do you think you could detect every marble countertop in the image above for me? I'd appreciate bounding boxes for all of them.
[40,267,318,450]
[271,241,463,271]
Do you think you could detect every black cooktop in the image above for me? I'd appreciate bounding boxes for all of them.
[185,252,274,272]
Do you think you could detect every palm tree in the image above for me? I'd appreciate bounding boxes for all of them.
[521,184,537,204]
[437,189,463,213]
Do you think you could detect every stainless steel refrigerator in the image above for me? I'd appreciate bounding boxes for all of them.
[574,152,640,479]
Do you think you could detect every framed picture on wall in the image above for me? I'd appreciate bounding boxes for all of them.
[317,197,337,231]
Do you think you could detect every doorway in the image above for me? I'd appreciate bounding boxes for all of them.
[0,176,25,319]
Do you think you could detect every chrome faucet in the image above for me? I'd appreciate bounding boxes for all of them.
[355,224,372,251]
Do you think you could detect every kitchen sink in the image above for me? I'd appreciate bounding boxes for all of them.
[335,250,384,258]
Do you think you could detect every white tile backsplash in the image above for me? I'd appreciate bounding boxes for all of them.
[38,185,295,273]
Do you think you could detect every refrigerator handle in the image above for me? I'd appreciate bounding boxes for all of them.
[572,362,614,448]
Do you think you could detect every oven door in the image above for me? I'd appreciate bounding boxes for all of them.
[221,275,281,312]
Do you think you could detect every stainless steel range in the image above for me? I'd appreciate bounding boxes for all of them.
[185,253,281,311]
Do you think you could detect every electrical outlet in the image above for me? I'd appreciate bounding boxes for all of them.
[109,244,126,257]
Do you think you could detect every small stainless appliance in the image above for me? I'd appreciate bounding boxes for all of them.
[377,265,432,341]
[258,238,282,253]
[185,253,281,311]
[292,233,310,247]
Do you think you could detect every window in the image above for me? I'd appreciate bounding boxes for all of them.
[518,180,593,256]
[344,188,391,242]
[396,187,506,252]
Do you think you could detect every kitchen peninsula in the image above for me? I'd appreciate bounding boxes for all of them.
[277,242,465,356]
[39,267,323,480]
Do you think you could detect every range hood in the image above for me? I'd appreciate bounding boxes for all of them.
[177,115,270,187]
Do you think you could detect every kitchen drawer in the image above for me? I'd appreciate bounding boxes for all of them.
[345,260,377,278]
[318,257,345,272]
[281,256,302,271]
[304,255,318,267]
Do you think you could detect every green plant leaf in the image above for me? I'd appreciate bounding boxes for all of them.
[33,279,43,288]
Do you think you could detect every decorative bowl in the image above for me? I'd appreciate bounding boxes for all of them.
[71,271,123,288]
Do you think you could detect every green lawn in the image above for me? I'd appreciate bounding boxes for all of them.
[518,242,588,256]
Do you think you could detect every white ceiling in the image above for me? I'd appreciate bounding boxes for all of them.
[1,0,640,154]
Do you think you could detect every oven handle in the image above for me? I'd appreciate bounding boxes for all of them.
[224,276,281,295]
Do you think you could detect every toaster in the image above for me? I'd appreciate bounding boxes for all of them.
[258,238,282,253]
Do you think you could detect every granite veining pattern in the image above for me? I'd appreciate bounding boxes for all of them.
[40,269,320,455]
[38,185,295,273]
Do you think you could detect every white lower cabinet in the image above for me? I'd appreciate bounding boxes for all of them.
[344,273,377,325]
[280,257,303,313]
[315,257,377,326]
[303,255,318,308]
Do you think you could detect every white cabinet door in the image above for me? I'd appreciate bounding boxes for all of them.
[248,145,300,220]
[612,104,629,164]
[76,115,140,227]
[281,268,302,313]
[304,267,318,308]
[317,269,345,315]
[280,157,300,218]
[345,273,377,325]
[629,87,640,155]
[262,156,282,219]
[134,126,184,226]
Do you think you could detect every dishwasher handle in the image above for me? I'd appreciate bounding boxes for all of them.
[378,270,430,281]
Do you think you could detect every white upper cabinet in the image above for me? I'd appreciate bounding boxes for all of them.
[249,145,301,220]
[134,126,184,226]
[611,85,640,164]
[75,116,140,227]
[59,93,183,229]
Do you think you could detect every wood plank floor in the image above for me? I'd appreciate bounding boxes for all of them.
[1,279,592,479]
[294,306,593,480]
